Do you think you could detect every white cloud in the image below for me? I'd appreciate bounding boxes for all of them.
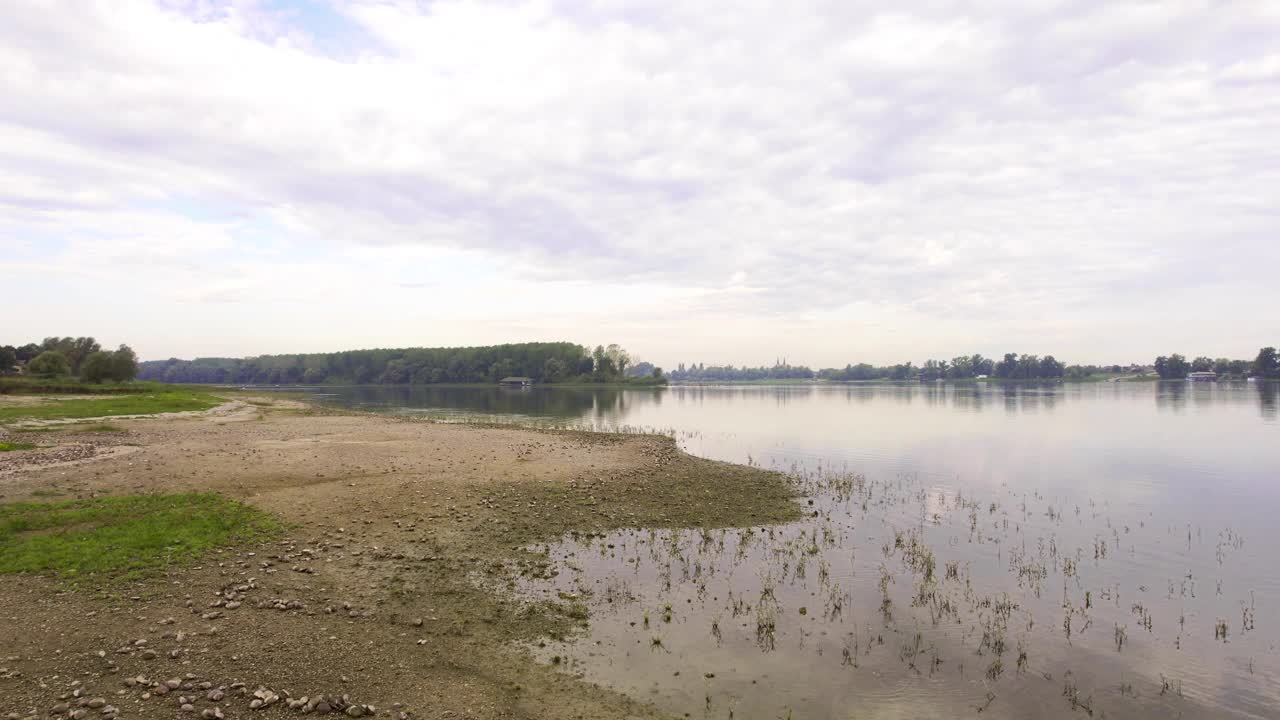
[1,0,1278,366]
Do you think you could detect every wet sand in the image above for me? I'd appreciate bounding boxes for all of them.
[0,395,800,720]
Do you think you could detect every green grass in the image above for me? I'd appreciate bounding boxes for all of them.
[0,493,278,577]
[8,423,128,434]
[0,390,221,423]
[0,377,174,395]
[0,441,37,451]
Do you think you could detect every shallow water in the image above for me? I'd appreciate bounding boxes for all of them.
[312,382,1280,718]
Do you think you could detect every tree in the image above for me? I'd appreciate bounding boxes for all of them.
[1039,355,1064,378]
[1255,347,1279,379]
[110,345,138,382]
[543,357,567,382]
[80,351,115,382]
[995,353,1018,378]
[605,344,631,378]
[1191,356,1214,373]
[0,346,16,374]
[40,336,101,374]
[28,350,70,377]
[592,345,614,379]
[1154,353,1190,379]
[15,343,40,363]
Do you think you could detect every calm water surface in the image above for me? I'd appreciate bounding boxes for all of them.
[311,382,1279,719]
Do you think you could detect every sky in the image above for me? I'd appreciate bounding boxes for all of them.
[2,0,1278,368]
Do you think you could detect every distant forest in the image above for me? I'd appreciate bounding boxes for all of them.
[137,342,664,385]
[670,347,1280,382]
[670,354,1071,382]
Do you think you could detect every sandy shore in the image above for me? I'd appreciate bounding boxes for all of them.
[0,395,799,720]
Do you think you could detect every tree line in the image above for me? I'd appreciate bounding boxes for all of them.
[1153,348,1279,379]
[1,337,138,382]
[669,361,815,382]
[138,342,664,386]
[669,354,1069,382]
[671,347,1280,383]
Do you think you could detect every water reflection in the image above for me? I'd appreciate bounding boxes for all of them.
[310,381,1279,428]
[306,381,1280,719]
[1257,382,1277,420]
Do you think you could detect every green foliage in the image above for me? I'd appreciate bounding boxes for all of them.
[27,350,71,377]
[0,346,16,373]
[111,344,139,381]
[0,493,278,577]
[80,351,114,383]
[1255,347,1279,379]
[0,377,161,395]
[80,345,139,383]
[0,442,37,452]
[1154,354,1190,379]
[672,360,815,382]
[37,337,101,374]
[0,389,220,422]
[136,342,643,386]
[14,344,41,363]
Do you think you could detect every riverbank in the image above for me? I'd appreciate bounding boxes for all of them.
[0,393,800,720]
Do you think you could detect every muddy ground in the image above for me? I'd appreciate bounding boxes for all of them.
[0,396,801,720]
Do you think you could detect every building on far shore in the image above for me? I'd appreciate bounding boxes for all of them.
[1187,371,1217,382]
[498,376,533,387]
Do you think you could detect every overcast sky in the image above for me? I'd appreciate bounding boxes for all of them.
[3,0,1278,367]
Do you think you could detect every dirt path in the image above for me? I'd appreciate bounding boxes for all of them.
[0,396,800,720]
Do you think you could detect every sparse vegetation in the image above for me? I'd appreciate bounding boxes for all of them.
[0,493,278,577]
[0,389,221,423]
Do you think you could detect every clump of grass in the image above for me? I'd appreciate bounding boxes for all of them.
[0,492,278,578]
[0,441,37,452]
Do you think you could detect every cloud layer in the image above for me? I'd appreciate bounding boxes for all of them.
[3,0,1278,366]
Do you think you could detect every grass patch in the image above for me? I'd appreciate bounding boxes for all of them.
[8,423,127,434]
[0,390,221,423]
[0,441,37,451]
[0,493,278,577]
[0,378,175,395]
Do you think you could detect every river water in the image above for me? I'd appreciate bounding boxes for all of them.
[309,381,1279,719]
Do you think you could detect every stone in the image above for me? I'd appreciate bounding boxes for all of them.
[49,704,70,715]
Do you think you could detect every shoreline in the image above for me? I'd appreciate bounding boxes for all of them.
[0,392,801,720]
